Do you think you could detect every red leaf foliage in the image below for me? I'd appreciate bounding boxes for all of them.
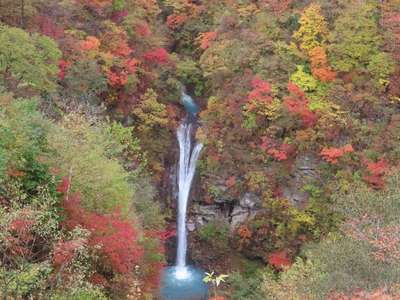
[135,22,152,37]
[53,240,82,267]
[113,40,133,57]
[320,144,354,164]
[107,70,128,86]
[59,178,143,275]
[267,250,292,269]
[58,59,71,80]
[6,215,35,257]
[143,48,169,64]
[247,76,273,109]
[260,136,294,161]
[124,58,139,74]
[363,159,388,189]
[283,83,318,128]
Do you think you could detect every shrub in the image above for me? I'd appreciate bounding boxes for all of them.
[198,221,229,244]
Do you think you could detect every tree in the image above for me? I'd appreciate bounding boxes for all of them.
[293,4,328,54]
[309,46,336,82]
[0,25,61,93]
[328,3,383,73]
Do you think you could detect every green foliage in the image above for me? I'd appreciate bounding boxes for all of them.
[290,65,318,92]
[329,3,383,73]
[63,60,107,102]
[203,271,229,299]
[229,271,265,300]
[0,262,52,298]
[176,58,205,96]
[132,89,168,132]
[0,24,61,92]
[132,177,165,231]
[47,113,134,214]
[367,52,395,86]
[112,0,126,11]
[197,221,229,244]
[51,286,107,300]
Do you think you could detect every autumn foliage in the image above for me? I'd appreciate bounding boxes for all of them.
[320,144,354,164]
[58,178,143,276]
[363,159,388,189]
[198,31,217,50]
[267,250,292,269]
[309,47,336,82]
[283,82,318,128]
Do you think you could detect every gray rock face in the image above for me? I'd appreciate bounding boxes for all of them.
[191,193,262,231]
[282,153,321,206]
[239,193,261,209]
[230,205,250,229]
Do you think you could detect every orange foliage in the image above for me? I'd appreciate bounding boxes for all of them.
[238,225,252,240]
[309,47,336,82]
[113,40,132,57]
[124,58,139,74]
[320,144,354,164]
[363,159,388,189]
[167,14,188,29]
[107,70,128,86]
[80,36,101,51]
[198,31,217,50]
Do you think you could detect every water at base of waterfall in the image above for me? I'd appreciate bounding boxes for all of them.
[159,266,208,300]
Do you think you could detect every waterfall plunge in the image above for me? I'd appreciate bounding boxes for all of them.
[175,122,202,279]
[160,92,208,300]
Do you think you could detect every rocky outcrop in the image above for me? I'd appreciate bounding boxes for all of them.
[282,153,321,207]
[190,192,262,231]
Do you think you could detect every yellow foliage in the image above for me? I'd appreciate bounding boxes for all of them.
[293,4,328,54]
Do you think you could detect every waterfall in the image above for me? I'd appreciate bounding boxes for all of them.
[175,94,203,279]
[159,92,208,300]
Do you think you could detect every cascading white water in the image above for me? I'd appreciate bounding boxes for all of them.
[159,92,208,300]
[175,96,203,279]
